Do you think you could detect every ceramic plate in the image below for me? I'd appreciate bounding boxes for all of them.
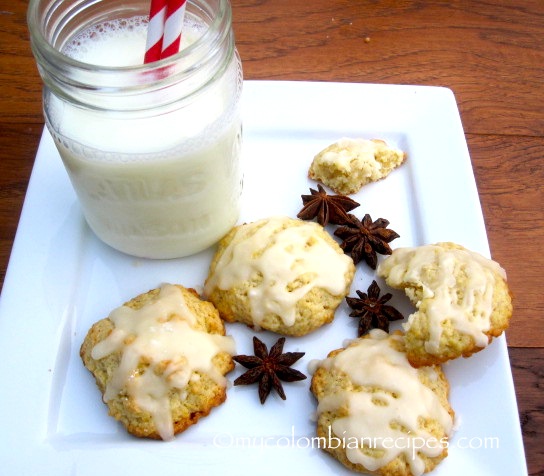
[0,81,527,475]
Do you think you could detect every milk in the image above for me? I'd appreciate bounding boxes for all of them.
[46,15,243,258]
[62,16,201,66]
[62,17,151,66]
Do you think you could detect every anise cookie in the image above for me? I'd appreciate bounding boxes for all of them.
[308,138,406,195]
[311,330,454,476]
[80,284,235,440]
[377,242,513,367]
[204,216,355,336]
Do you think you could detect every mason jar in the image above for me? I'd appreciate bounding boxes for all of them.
[27,0,243,258]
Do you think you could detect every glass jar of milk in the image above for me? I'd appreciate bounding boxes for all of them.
[28,0,242,258]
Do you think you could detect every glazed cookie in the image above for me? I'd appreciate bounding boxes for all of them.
[80,284,235,440]
[377,242,513,367]
[308,138,406,195]
[311,330,454,476]
[204,216,355,336]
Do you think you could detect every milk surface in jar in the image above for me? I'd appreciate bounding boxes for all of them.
[32,0,243,259]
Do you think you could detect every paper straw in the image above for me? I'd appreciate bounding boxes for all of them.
[160,0,187,59]
[144,0,168,63]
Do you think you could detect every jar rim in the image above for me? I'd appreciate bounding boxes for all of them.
[27,0,231,75]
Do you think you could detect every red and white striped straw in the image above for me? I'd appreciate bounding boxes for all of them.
[144,0,167,63]
[144,0,186,63]
[161,0,187,59]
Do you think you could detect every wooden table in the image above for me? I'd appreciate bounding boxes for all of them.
[1,0,542,473]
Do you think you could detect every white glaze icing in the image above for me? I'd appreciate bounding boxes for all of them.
[204,217,353,328]
[91,284,235,440]
[377,244,506,352]
[320,138,381,171]
[315,330,452,475]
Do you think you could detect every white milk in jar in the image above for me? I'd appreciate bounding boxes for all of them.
[28,0,243,258]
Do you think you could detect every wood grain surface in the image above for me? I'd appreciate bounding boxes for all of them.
[0,0,542,474]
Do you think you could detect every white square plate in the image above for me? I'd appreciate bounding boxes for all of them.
[0,81,527,475]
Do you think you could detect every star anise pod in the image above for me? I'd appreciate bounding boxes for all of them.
[233,336,307,404]
[297,184,359,226]
[346,280,404,336]
[334,213,399,269]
